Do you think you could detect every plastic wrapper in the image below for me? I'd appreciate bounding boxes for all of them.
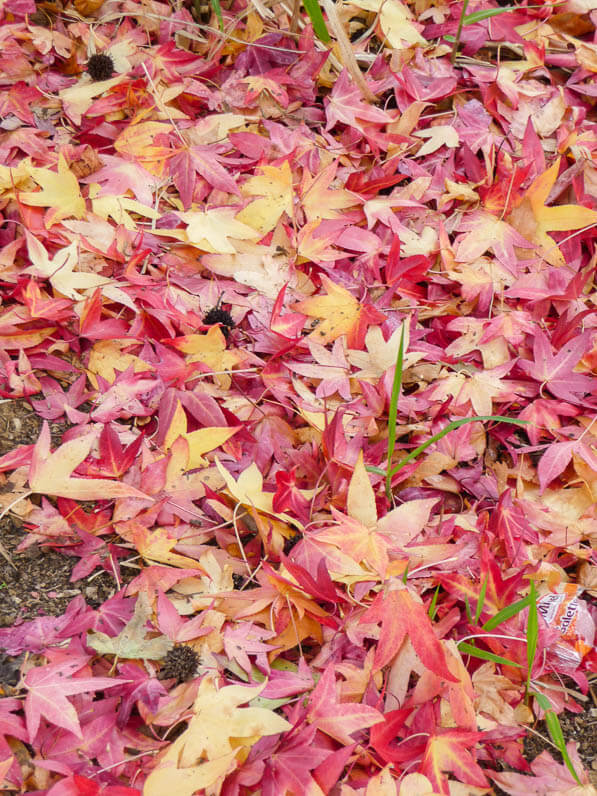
[537,583,595,669]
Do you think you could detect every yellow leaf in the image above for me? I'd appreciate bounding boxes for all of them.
[29,422,147,501]
[144,752,237,796]
[114,121,172,176]
[366,765,400,795]
[145,677,291,795]
[347,450,377,528]
[20,154,86,227]
[236,161,294,235]
[349,0,425,48]
[178,207,260,253]
[163,400,240,470]
[86,340,154,388]
[170,326,243,389]
[134,526,205,569]
[24,233,111,300]
[203,238,296,300]
[59,75,126,126]
[0,161,31,196]
[508,157,597,266]
[300,161,357,223]
[89,185,160,230]
[215,460,314,529]
[413,125,459,157]
[398,773,437,795]
[215,459,277,516]
[294,274,361,345]
[347,324,423,381]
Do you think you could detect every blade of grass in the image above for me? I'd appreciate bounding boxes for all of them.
[209,0,224,30]
[387,416,528,478]
[474,576,488,625]
[428,585,440,620]
[304,0,331,43]
[533,691,582,785]
[458,641,522,668]
[525,581,539,702]
[401,561,409,584]
[385,323,406,499]
[463,2,565,23]
[464,595,473,624]
[482,594,532,631]
[450,0,470,64]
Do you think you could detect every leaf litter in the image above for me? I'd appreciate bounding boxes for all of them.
[0,0,596,793]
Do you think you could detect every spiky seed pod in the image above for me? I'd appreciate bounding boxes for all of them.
[203,306,235,338]
[158,645,199,683]
[87,53,115,81]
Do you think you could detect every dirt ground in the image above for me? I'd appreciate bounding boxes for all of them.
[0,397,596,790]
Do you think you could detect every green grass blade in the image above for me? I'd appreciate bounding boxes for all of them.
[463,7,524,24]
[303,0,331,43]
[525,581,538,701]
[464,594,473,623]
[366,465,388,476]
[458,642,521,668]
[482,594,532,631]
[385,324,406,498]
[428,585,440,620]
[475,576,488,625]
[401,561,410,584]
[387,415,528,478]
[450,0,470,64]
[209,0,224,30]
[464,2,565,23]
[532,692,582,785]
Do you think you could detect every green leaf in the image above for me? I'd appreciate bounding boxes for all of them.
[526,581,539,700]
[462,7,521,24]
[402,561,410,584]
[451,0,470,64]
[464,2,565,23]
[482,594,531,631]
[428,585,440,620]
[209,0,224,31]
[475,576,488,625]
[303,0,331,43]
[386,323,406,498]
[464,595,473,624]
[532,692,582,785]
[458,642,521,668]
[387,416,528,478]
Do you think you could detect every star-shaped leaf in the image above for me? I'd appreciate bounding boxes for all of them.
[508,157,597,266]
[294,275,385,348]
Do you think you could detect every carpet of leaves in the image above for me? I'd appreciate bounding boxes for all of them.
[0,0,597,793]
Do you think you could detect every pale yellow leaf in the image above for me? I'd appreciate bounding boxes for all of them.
[413,125,459,157]
[236,161,294,235]
[163,400,240,470]
[179,207,260,253]
[348,0,426,47]
[20,154,86,226]
[347,450,377,527]
[28,422,147,501]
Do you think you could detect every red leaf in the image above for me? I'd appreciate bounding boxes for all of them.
[24,659,125,740]
[421,729,489,794]
[360,588,458,681]
[306,663,383,744]
[519,330,593,405]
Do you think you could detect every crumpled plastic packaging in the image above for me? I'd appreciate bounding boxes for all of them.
[537,583,595,669]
